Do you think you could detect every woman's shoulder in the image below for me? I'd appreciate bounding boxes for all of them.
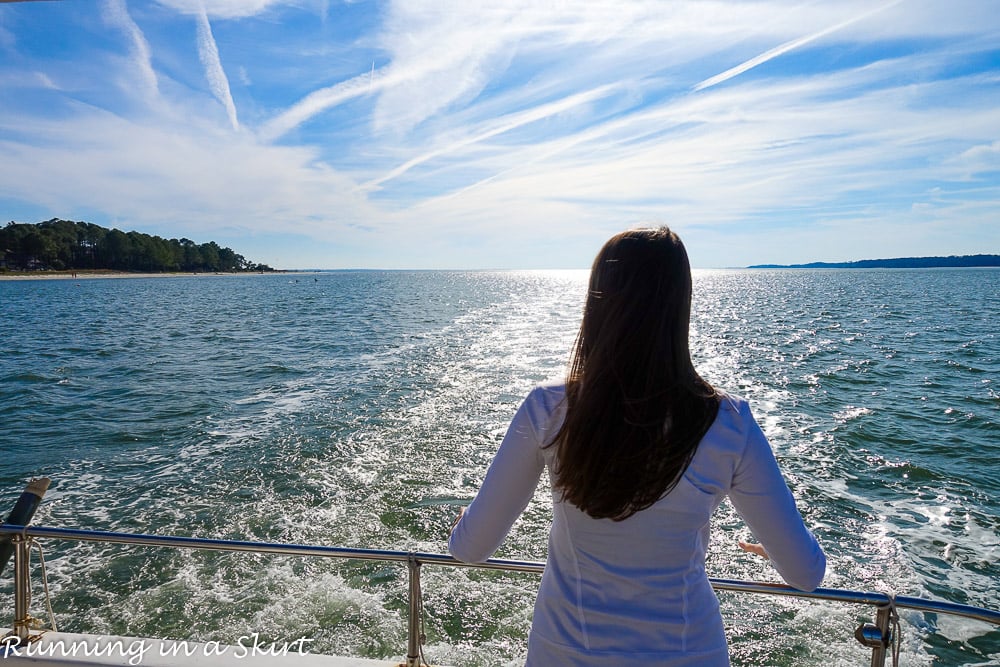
[528,381,566,404]
[701,389,759,443]
[684,390,766,487]
[520,382,567,445]
[712,388,749,416]
[523,382,568,418]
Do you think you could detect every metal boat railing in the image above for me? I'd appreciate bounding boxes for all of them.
[2,523,999,667]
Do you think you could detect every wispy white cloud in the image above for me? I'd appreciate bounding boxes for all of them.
[101,0,159,101]
[363,84,621,190]
[0,108,372,235]
[259,68,382,143]
[370,2,529,136]
[156,0,286,20]
[0,14,16,54]
[194,4,239,131]
[33,71,58,90]
[394,62,1000,261]
[693,0,905,91]
[949,140,1000,177]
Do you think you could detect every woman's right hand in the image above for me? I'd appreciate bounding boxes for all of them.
[738,540,769,560]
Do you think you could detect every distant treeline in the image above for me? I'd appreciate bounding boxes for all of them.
[0,218,274,273]
[748,255,1000,269]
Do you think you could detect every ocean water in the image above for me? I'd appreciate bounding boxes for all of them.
[0,269,997,666]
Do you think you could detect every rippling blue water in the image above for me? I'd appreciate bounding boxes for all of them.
[1,269,997,666]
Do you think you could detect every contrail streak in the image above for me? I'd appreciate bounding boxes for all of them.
[694,0,904,92]
[195,5,239,131]
[260,69,385,143]
[362,84,620,190]
[102,0,158,101]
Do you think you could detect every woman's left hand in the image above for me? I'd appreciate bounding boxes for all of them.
[450,507,466,534]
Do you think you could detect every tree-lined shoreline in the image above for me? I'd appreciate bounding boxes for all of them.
[1,219,274,273]
[748,255,1000,269]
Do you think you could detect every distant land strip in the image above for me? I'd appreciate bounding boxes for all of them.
[1,218,274,273]
[747,255,1000,269]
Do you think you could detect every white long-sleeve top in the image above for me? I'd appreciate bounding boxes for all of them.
[449,384,826,666]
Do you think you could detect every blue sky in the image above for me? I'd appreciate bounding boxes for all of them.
[1,1,998,269]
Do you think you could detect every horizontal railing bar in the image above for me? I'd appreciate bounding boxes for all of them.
[0,524,545,572]
[710,578,1000,625]
[893,595,1000,625]
[3,524,422,564]
[4,523,998,626]
[711,578,890,605]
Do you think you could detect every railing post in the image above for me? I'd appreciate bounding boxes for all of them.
[856,602,893,667]
[404,555,423,667]
[0,478,51,578]
[12,533,31,644]
[869,604,892,667]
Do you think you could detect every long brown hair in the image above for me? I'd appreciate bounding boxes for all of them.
[550,227,719,520]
